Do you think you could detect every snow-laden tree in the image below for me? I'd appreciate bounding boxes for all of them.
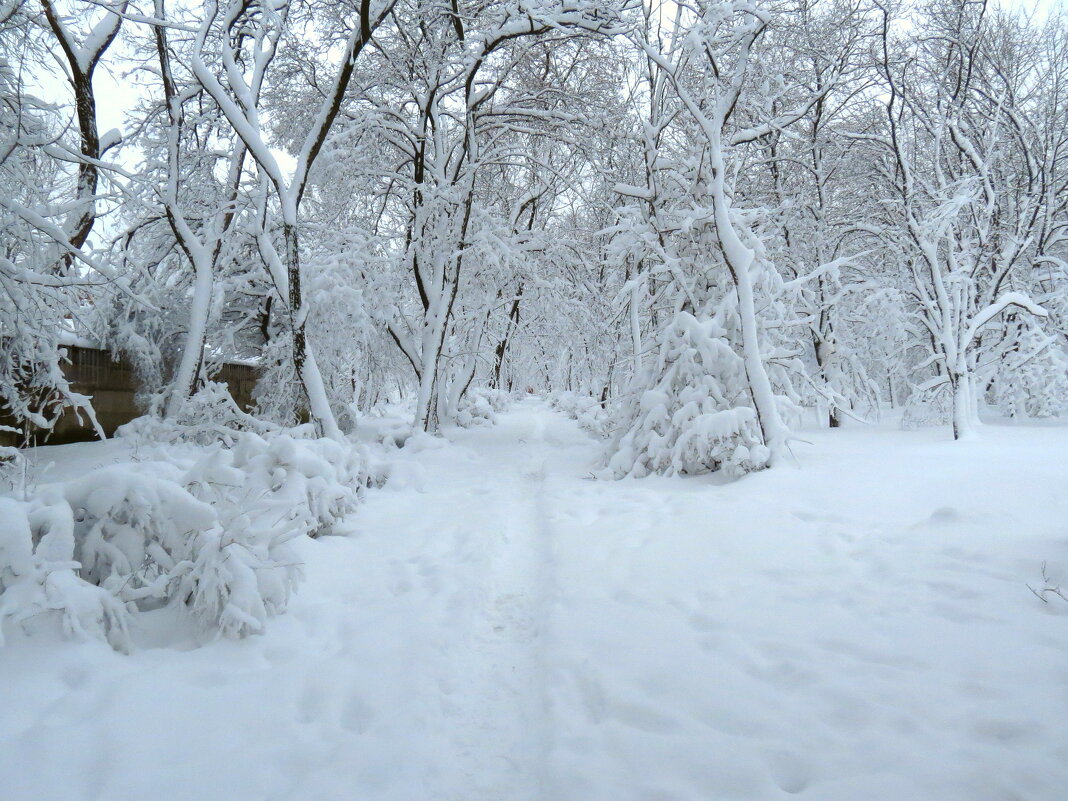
[870,0,1056,439]
[741,1,886,425]
[179,0,399,439]
[1,0,1065,455]
[606,0,866,475]
[0,0,128,439]
[89,0,268,419]
[333,0,631,431]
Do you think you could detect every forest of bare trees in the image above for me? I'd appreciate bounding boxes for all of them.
[2,0,1065,455]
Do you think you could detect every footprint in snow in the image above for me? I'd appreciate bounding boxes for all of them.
[490,593,538,641]
[340,693,376,733]
[766,749,813,795]
[297,680,328,724]
[923,506,960,526]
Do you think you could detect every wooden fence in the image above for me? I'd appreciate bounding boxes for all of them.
[0,346,259,447]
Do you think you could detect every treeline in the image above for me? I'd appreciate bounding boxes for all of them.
[1,0,1065,463]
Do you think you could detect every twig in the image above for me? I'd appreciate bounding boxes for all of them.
[1027,562,1068,604]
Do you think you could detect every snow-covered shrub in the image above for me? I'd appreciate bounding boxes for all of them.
[184,432,369,540]
[173,442,309,636]
[62,464,217,604]
[454,387,511,428]
[120,381,279,446]
[901,384,952,430]
[0,425,382,648]
[0,494,131,651]
[0,459,311,647]
[151,432,376,636]
[176,522,298,638]
[989,325,1068,419]
[605,312,770,479]
[82,443,341,638]
[454,393,496,428]
[30,461,300,640]
[132,417,382,636]
[548,391,609,438]
[356,408,414,449]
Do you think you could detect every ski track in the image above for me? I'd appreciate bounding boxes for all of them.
[2,400,1068,801]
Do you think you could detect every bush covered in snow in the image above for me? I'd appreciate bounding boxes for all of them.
[0,493,132,651]
[0,459,297,646]
[119,380,279,446]
[548,391,610,438]
[605,312,770,479]
[901,385,952,430]
[454,387,511,428]
[1,388,388,650]
[183,431,373,540]
[63,464,217,603]
[989,324,1068,419]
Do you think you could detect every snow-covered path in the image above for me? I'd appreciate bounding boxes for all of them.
[380,405,566,800]
[2,400,1068,801]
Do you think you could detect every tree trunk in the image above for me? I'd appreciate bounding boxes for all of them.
[166,255,213,417]
[284,222,342,440]
[709,171,789,461]
[491,285,523,389]
[949,361,979,441]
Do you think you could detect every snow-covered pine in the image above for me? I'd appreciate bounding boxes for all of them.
[606,312,769,479]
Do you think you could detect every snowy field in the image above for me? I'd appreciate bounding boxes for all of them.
[2,399,1067,801]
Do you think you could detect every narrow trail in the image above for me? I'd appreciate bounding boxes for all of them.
[437,406,560,800]
[351,399,595,801]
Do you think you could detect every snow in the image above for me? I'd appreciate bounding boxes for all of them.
[2,400,1068,800]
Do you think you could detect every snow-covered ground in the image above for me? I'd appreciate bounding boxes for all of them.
[2,399,1067,801]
